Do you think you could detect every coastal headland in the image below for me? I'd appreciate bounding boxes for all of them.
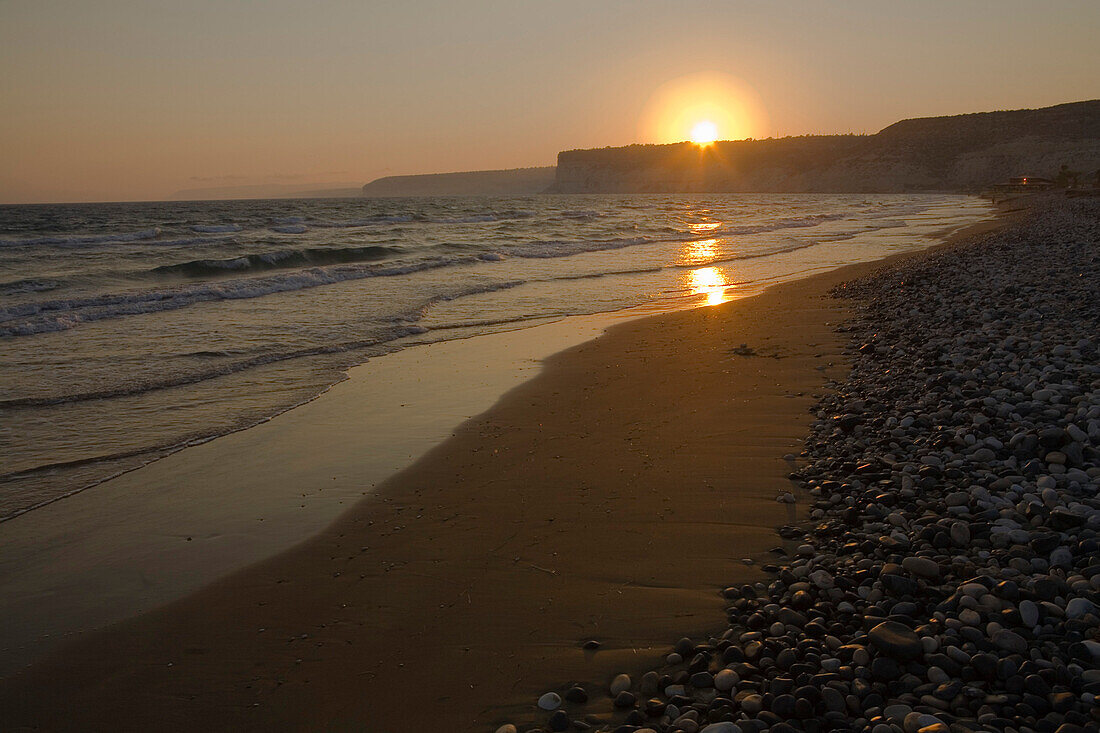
[354,101,1100,199]
[0,210,1016,731]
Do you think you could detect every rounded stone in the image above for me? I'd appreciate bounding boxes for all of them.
[1066,597,1095,619]
[609,673,631,695]
[613,690,636,708]
[564,685,587,703]
[700,724,741,733]
[1019,599,1040,626]
[869,620,922,660]
[547,710,569,732]
[714,668,738,691]
[537,692,561,711]
[902,556,940,578]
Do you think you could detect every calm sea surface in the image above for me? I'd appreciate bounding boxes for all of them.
[0,194,992,518]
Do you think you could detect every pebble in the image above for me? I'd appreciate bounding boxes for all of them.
[902,556,940,578]
[869,620,922,660]
[536,692,560,711]
[609,673,631,695]
[1019,599,1040,626]
[1066,597,1095,618]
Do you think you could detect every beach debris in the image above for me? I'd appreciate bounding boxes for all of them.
[729,343,756,357]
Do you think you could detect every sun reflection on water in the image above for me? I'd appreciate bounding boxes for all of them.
[679,237,720,265]
[687,266,733,306]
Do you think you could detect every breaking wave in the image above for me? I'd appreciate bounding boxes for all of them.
[151,244,403,278]
[0,280,523,408]
[0,256,488,337]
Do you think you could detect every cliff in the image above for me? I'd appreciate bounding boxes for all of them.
[361,167,556,197]
[551,101,1100,193]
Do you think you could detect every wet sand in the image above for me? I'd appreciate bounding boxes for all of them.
[0,313,623,677]
[0,218,1007,732]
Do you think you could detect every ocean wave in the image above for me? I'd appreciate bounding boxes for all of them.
[0,255,485,337]
[151,244,403,278]
[190,224,242,233]
[0,280,523,408]
[505,210,914,260]
[0,228,161,248]
[429,209,536,224]
[508,236,651,259]
[0,202,942,337]
[150,234,238,247]
[0,327,422,408]
[304,209,537,228]
[271,224,308,234]
[0,278,62,295]
[307,215,416,227]
[0,230,235,250]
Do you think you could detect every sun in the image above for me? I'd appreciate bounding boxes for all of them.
[638,72,769,145]
[690,120,719,145]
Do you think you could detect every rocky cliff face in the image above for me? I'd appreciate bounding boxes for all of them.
[551,101,1100,193]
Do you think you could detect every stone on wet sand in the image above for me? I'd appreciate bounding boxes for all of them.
[609,673,631,695]
[537,692,561,711]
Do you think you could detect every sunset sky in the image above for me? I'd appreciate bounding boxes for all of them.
[2,0,1098,204]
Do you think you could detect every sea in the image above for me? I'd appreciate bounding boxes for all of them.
[0,193,993,520]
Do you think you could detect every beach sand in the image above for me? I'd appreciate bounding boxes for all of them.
[0,218,1008,732]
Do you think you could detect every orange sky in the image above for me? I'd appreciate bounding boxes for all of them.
[2,0,1098,203]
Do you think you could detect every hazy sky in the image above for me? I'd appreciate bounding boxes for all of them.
[2,0,1099,203]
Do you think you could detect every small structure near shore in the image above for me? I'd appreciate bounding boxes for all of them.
[988,176,1055,194]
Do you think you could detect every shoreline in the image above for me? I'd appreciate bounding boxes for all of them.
[0,214,1009,731]
[0,207,995,678]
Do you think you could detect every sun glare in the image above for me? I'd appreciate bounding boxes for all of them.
[639,72,768,145]
[690,120,718,145]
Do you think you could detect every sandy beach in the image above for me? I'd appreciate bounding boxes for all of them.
[0,214,1012,732]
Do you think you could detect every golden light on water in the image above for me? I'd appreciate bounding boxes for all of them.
[687,266,732,306]
[639,72,769,144]
[680,237,720,264]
